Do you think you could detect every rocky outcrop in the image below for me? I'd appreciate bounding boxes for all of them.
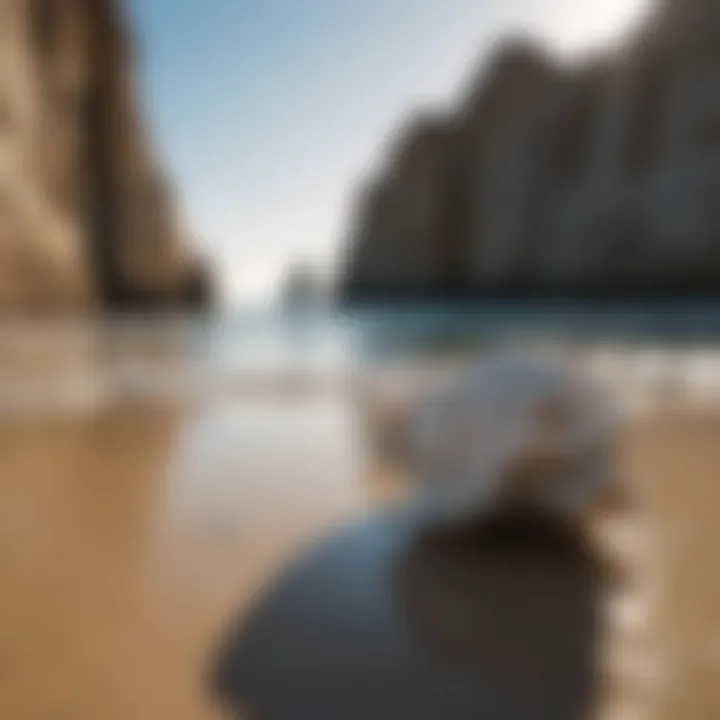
[0,0,211,314]
[341,0,720,301]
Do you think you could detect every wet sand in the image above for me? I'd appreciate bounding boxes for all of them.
[621,413,720,720]
[1,394,720,719]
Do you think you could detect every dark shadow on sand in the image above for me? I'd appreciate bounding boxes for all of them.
[212,511,606,720]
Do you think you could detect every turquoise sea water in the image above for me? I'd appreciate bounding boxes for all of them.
[213,302,720,369]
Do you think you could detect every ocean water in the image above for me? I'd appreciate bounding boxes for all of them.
[211,301,720,369]
[4,302,720,412]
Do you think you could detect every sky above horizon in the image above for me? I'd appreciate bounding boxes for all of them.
[126,0,651,306]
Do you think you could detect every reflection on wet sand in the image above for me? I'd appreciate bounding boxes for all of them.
[0,396,364,720]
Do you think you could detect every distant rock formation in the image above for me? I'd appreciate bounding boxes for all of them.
[281,261,330,311]
[0,0,211,314]
[341,0,720,302]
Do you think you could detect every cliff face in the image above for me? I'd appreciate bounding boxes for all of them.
[341,0,720,302]
[0,0,210,314]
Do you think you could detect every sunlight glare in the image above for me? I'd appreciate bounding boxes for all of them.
[551,0,654,55]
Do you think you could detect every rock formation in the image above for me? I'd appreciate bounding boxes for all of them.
[341,0,720,302]
[0,0,211,314]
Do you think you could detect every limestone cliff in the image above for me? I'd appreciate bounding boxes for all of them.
[0,0,210,314]
[341,0,720,302]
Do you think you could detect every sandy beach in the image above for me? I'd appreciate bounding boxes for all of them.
[1,376,720,719]
[4,0,720,713]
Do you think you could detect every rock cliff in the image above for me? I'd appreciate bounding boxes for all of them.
[0,0,210,314]
[341,0,720,302]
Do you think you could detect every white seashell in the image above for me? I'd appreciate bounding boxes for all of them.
[404,351,620,521]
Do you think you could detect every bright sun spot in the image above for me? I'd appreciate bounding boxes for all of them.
[551,0,654,55]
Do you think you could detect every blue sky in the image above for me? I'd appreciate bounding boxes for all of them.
[126,0,651,305]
